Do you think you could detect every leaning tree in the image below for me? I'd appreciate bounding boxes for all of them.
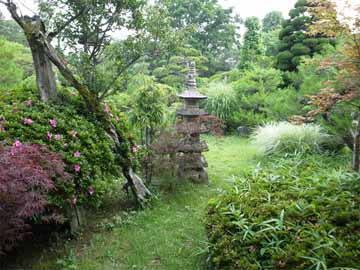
[0,0,181,203]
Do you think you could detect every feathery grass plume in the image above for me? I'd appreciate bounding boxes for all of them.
[251,121,330,155]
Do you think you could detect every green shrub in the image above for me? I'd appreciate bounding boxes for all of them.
[251,122,335,155]
[0,81,130,210]
[233,67,283,94]
[228,67,292,128]
[206,154,360,270]
[291,43,311,56]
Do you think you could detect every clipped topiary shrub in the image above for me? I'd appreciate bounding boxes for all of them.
[251,122,336,155]
[206,154,360,270]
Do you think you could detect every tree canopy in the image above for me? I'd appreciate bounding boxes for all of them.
[276,0,334,71]
[262,11,284,32]
[159,0,240,74]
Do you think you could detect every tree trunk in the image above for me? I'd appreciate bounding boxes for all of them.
[144,127,153,183]
[5,9,58,102]
[40,35,151,204]
[353,113,360,171]
[28,38,58,102]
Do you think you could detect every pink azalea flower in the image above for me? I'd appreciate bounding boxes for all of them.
[104,104,110,113]
[47,132,53,140]
[88,186,94,195]
[0,125,4,132]
[25,100,32,107]
[73,151,81,158]
[63,143,68,148]
[131,145,138,153]
[12,102,17,106]
[71,196,77,205]
[11,109,18,113]
[71,130,78,138]
[23,118,33,125]
[13,140,22,148]
[54,134,62,141]
[74,164,81,172]
[49,119,57,128]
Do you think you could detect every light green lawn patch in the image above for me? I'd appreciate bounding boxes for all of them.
[29,136,257,270]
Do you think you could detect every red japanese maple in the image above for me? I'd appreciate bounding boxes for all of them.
[0,143,69,254]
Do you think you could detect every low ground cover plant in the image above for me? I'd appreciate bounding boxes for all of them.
[206,153,360,269]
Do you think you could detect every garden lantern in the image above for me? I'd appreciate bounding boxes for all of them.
[176,62,209,183]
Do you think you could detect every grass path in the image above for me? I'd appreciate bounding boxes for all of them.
[34,136,257,270]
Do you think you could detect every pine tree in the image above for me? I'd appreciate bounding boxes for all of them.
[276,0,334,71]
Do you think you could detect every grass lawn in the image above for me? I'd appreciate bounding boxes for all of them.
[11,136,258,270]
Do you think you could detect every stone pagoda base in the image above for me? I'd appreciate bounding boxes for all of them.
[178,153,208,183]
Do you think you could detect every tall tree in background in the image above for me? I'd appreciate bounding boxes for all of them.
[262,11,283,33]
[159,0,240,75]
[262,11,283,57]
[0,10,27,45]
[238,16,263,70]
[276,0,334,71]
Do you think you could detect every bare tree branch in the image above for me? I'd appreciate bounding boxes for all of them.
[3,0,25,29]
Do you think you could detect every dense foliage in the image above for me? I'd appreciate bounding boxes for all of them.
[160,0,240,74]
[0,81,129,210]
[238,17,263,70]
[0,37,32,88]
[0,13,27,46]
[1,0,360,267]
[276,0,333,71]
[206,153,360,269]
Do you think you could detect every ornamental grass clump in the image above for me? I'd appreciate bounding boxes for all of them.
[251,122,330,155]
[203,82,238,123]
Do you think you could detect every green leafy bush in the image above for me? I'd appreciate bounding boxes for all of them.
[0,81,129,210]
[206,154,360,270]
[251,122,335,155]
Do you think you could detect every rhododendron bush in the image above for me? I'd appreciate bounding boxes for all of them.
[0,143,69,254]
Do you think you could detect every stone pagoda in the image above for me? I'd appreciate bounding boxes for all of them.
[176,62,209,183]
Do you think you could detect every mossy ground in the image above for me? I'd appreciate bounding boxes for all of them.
[5,136,257,270]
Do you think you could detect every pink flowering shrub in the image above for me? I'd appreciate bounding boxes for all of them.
[0,143,69,254]
[0,84,132,211]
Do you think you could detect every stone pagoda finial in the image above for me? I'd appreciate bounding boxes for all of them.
[186,61,197,91]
